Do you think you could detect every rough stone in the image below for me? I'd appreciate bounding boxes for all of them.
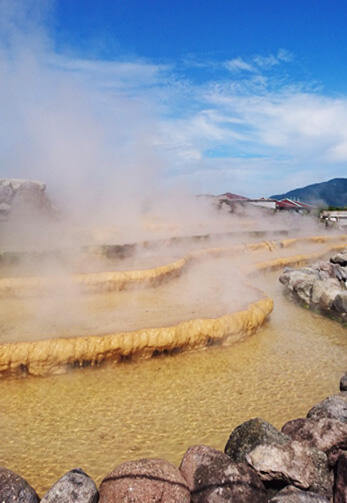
[318,285,341,311]
[281,417,347,460]
[0,179,14,203]
[330,252,347,267]
[224,417,290,463]
[307,393,347,423]
[41,468,98,503]
[334,452,347,503]
[246,440,332,498]
[311,278,340,306]
[289,273,315,305]
[279,257,347,320]
[340,374,347,392]
[0,178,52,219]
[179,444,267,502]
[0,466,39,503]
[99,458,190,503]
[269,485,329,502]
[333,292,347,313]
[328,448,347,468]
[333,264,347,283]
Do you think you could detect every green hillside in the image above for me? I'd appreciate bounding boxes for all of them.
[270,178,347,207]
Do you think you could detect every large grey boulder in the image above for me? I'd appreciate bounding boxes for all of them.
[0,466,39,503]
[281,417,347,461]
[99,458,190,503]
[246,440,332,498]
[179,444,266,502]
[279,257,347,320]
[269,485,329,502]
[41,468,98,503]
[224,417,290,463]
[307,393,347,423]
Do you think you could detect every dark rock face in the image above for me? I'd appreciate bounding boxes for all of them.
[0,466,39,503]
[331,252,347,267]
[334,452,347,503]
[99,458,190,503]
[268,485,329,502]
[281,417,347,462]
[340,374,347,392]
[245,440,332,498]
[333,292,347,313]
[224,417,290,463]
[179,444,266,502]
[41,468,98,503]
[307,393,347,423]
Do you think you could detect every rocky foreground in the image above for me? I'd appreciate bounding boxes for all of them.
[1,376,346,502]
[279,252,347,322]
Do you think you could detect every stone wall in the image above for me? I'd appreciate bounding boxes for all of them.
[1,374,346,502]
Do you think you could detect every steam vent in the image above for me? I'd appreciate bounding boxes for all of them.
[0,179,346,496]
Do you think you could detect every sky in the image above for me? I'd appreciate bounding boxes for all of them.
[1,0,347,198]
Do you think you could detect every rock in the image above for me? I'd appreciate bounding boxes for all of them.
[333,292,347,314]
[328,448,346,468]
[0,202,10,215]
[307,393,347,423]
[279,257,347,321]
[224,417,290,463]
[281,417,347,461]
[311,278,340,306]
[333,264,347,283]
[99,458,190,503]
[340,374,347,392]
[317,284,341,311]
[330,252,347,267]
[315,261,337,280]
[41,468,98,503]
[179,444,266,502]
[286,272,315,305]
[246,440,332,498]
[0,466,39,503]
[0,178,52,219]
[279,268,318,286]
[334,452,347,503]
[0,179,14,203]
[269,485,329,502]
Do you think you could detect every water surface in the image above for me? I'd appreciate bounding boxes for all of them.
[0,272,345,496]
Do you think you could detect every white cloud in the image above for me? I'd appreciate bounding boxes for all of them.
[0,0,345,200]
[254,49,293,68]
[225,57,255,73]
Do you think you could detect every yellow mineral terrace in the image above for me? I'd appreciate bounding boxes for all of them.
[0,234,345,377]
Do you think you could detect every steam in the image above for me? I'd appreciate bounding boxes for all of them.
[0,0,334,255]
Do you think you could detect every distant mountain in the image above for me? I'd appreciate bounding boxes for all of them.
[270,178,347,207]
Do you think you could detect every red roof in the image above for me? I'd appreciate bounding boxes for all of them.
[276,199,300,209]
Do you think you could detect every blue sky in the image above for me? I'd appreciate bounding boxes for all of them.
[1,0,347,198]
